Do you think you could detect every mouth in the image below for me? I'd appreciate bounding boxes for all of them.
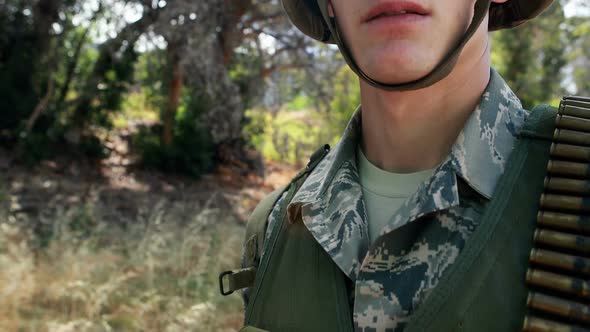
[362,1,430,24]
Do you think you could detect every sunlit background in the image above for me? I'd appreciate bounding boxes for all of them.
[0,0,589,331]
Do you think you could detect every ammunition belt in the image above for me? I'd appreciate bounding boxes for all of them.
[523,96,590,332]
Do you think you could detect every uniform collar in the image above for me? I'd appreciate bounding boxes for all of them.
[286,69,528,280]
[448,69,528,199]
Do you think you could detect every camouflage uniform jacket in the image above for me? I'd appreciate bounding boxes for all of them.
[262,69,529,332]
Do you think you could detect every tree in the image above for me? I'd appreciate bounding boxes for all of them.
[492,1,567,108]
[566,16,590,95]
[70,2,159,134]
[147,0,320,166]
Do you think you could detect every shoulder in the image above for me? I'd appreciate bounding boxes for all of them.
[243,186,289,268]
[243,144,333,267]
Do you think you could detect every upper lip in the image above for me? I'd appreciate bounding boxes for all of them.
[361,1,430,23]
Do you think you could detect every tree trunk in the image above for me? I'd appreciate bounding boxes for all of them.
[162,40,183,147]
[219,0,253,65]
[26,78,55,132]
[33,0,62,56]
[197,1,253,146]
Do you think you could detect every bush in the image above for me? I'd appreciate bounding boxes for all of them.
[16,125,107,166]
[327,66,360,139]
[286,93,312,111]
[134,93,214,178]
[243,109,324,166]
[16,131,54,166]
[79,135,109,159]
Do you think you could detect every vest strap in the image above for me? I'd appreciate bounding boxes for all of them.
[404,104,558,332]
[219,143,332,297]
[219,267,257,296]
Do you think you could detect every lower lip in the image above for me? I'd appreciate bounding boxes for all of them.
[363,13,428,31]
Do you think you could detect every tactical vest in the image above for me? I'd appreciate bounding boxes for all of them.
[220,97,590,332]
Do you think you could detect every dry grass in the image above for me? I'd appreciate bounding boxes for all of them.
[0,188,246,332]
[0,136,300,332]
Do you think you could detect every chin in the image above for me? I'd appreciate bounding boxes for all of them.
[357,46,437,84]
[361,59,434,84]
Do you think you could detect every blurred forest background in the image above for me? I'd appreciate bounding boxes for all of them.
[0,0,588,331]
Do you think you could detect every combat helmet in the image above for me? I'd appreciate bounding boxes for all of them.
[282,0,554,91]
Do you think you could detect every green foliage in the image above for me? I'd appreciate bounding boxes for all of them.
[229,50,264,110]
[112,90,160,129]
[491,2,568,109]
[567,17,590,95]
[0,1,141,165]
[243,109,324,165]
[327,66,360,141]
[135,50,167,110]
[286,94,312,111]
[0,7,41,130]
[16,132,56,167]
[83,44,140,129]
[16,127,106,166]
[134,91,214,177]
[242,109,268,151]
[243,66,360,166]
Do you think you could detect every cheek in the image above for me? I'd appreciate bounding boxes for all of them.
[457,1,476,29]
[333,6,360,45]
[441,3,474,45]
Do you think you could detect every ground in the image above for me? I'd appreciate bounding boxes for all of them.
[0,140,298,332]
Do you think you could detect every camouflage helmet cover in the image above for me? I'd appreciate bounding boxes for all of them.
[283,0,555,44]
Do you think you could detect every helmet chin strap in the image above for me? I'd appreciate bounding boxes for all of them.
[317,0,491,92]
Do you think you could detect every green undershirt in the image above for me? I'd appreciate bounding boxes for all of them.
[356,145,435,243]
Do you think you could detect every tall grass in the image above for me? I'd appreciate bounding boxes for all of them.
[0,194,245,331]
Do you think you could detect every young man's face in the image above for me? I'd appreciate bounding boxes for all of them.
[328,0,482,84]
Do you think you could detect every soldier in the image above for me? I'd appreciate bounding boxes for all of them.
[220,0,588,331]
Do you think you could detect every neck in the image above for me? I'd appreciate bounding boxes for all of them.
[360,33,491,173]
